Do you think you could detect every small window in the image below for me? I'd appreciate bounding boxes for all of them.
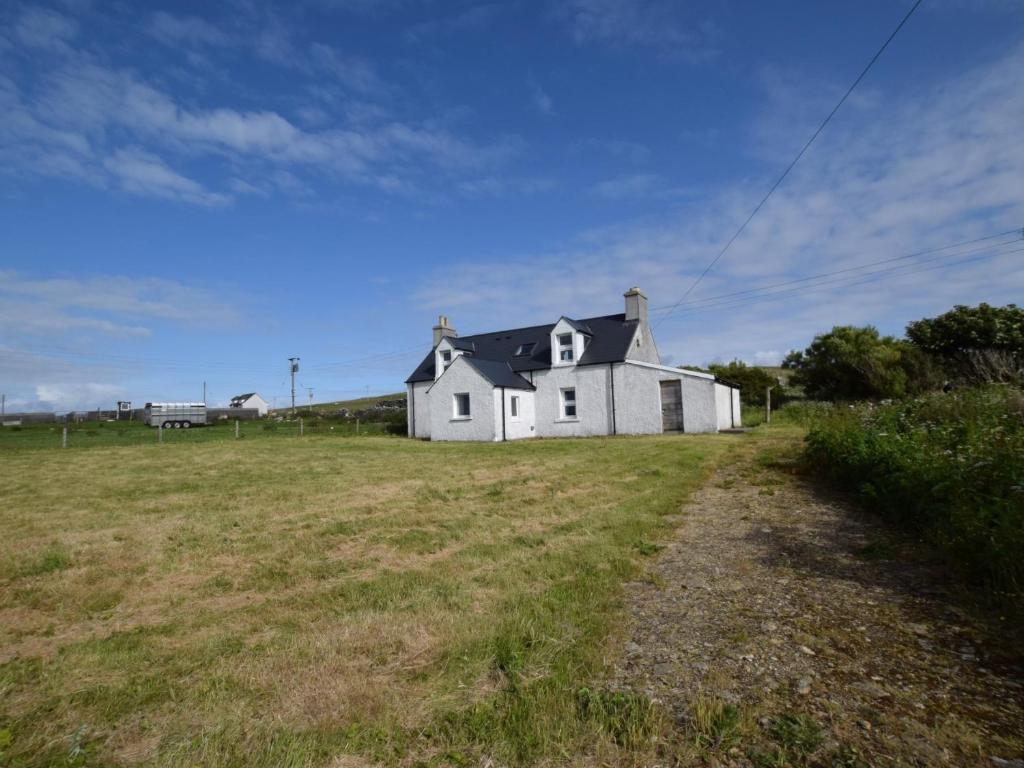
[510,395,519,418]
[514,342,535,357]
[561,388,576,418]
[558,333,574,362]
[453,392,470,418]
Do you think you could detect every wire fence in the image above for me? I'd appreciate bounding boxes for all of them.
[0,417,406,451]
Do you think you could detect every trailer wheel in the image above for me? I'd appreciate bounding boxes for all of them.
[182,421,191,429]
[163,421,173,429]
[173,421,182,429]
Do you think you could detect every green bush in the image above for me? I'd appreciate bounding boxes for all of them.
[804,386,1024,611]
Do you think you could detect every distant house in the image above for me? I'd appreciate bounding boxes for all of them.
[229,393,269,416]
[405,286,741,442]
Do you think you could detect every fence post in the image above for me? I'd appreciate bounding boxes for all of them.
[299,417,303,437]
[235,419,239,439]
[356,418,360,435]
[765,387,772,425]
[62,426,67,448]
[158,423,163,444]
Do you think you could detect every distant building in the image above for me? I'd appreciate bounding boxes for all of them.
[229,392,269,416]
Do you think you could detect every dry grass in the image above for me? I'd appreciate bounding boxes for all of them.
[0,433,731,767]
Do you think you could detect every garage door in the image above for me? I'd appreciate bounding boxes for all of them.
[660,380,684,432]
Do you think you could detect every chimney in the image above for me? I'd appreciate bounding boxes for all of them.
[624,286,648,324]
[432,315,457,347]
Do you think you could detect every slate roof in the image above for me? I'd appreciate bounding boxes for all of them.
[461,358,536,390]
[230,393,258,406]
[406,313,639,384]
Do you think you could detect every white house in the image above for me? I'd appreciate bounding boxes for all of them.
[405,287,741,442]
[229,392,269,416]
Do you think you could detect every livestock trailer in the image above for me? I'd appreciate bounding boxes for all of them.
[144,402,208,428]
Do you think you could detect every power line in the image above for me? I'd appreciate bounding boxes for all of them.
[649,228,1023,314]
[654,0,926,328]
[658,243,1024,320]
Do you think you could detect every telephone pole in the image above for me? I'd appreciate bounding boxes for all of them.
[289,358,300,416]
[306,387,314,410]
[202,380,206,404]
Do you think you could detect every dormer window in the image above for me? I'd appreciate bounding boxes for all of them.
[557,333,574,362]
[514,342,535,357]
[442,350,452,368]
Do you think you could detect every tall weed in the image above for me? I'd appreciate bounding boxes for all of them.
[804,386,1024,612]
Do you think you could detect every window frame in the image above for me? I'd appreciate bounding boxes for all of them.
[557,333,574,362]
[560,387,577,420]
[452,392,471,420]
[509,394,520,420]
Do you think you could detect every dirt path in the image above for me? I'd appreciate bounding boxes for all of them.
[607,431,1024,767]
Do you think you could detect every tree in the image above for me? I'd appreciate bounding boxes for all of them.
[787,325,933,401]
[906,303,1024,383]
[706,360,777,406]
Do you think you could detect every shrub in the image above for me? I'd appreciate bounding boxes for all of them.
[804,386,1024,612]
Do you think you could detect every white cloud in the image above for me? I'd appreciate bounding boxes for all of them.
[412,45,1024,363]
[15,6,78,52]
[147,11,228,47]
[104,147,230,206]
[531,82,555,115]
[551,0,718,60]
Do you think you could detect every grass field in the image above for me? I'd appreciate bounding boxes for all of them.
[0,430,733,766]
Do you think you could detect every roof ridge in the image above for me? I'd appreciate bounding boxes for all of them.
[455,312,626,341]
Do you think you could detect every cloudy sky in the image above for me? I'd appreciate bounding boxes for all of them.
[1,0,1022,411]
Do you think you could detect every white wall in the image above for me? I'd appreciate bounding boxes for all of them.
[244,395,269,416]
[715,383,734,431]
[624,323,661,364]
[732,388,742,427]
[531,364,613,437]
[427,357,498,441]
[497,388,536,440]
[407,382,433,438]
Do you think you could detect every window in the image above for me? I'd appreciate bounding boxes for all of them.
[558,333,574,362]
[514,342,535,357]
[441,350,452,368]
[453,392,471,418]
[561,387,577,418]
[510,395,519,418]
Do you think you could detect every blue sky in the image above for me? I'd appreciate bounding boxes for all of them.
[1,0,1023,411]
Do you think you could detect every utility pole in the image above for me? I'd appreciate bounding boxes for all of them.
[289,358,300,417]
[1,393,4,421]
[202,381,207,404]
[306,387,314,410]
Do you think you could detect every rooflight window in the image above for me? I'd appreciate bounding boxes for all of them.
[558,333,574,362]
[514,342,536,357]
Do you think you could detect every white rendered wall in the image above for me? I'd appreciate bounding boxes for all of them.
[243,395,269,416]
[715,383,734,431]
[531,365,613,437]
[427,357,498,441]
[732,388,742,427]
[497,388,536,440]
[407,382,433,438]
[624,323,661,364]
